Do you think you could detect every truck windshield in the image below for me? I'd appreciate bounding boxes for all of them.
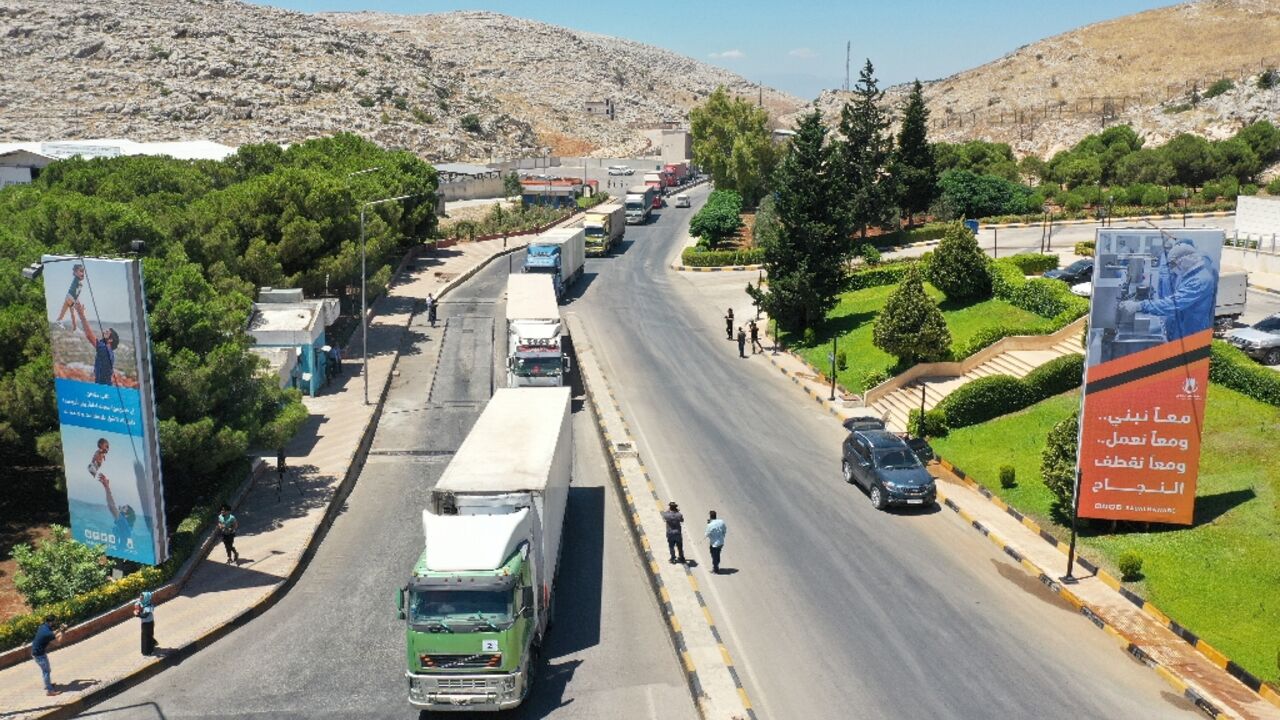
[513,357,562,377]
[584,226,604,238]
[410,588,513,628]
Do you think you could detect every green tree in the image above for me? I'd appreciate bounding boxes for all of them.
[1040,410,1079,514]
[893,80,938,228]
[1164,133,1222,188]
[689,190,743,249]
[1115,149,1175,186]
[872,264,951,364]
[1018,155,1048,185]
[927,221,992,302]
[690,87,776,205]
[935,169,1035,219]
[503,171,522,198]
[11,525,110,608]
[1215,138,1262,183]
[1236,120,1280,163]
[748,110,851,331]
[934,140,1020,181]
[836,59,896,239]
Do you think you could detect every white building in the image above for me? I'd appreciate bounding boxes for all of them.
[246,287,340,397]
[0,139,237,186]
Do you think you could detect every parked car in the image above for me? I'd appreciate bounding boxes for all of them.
[1227,313,1280,365]
[841,429,937,510]
[674,194,691,208]
[841,415,886,432]
[607,165,628,176]
[1043,259,1094,285]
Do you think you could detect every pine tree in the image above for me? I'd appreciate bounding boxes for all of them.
[872,264,951,364]
[837,59,896,240]
[927,221,992,302]
[749,110,852,331]
[894,80,938,228]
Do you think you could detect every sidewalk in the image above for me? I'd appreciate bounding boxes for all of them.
[748,341,1280,720]
[0,236,528,720]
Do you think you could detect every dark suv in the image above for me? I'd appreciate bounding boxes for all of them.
[841,430,937,510]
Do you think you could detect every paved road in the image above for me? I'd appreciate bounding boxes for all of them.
[82,250,694,719]
[569,189,1202,720]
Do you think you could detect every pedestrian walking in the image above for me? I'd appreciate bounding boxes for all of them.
[427,293,438,328]
[134,591,156,656]
[737,327,747,358]
[661,501,686,564]
[217,503,239,564]
[724,308,734,340]
[276,447,286,483]
[705,511,727,573]
[331,344,342,375]
[31,616,63,696]
[749,320,763,354]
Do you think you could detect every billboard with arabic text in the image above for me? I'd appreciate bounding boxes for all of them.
[1076,228,1222,525]
[42,255,168,564]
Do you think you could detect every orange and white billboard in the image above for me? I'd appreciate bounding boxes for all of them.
[1076,228,1222,525]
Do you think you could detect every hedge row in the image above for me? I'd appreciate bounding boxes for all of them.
[679,247,765,267]
[0,459,252,652]
[1074,241,1096,257]
[872,223,951,248]
[977,199,1236,225]
[990,258,1089,324]
[952,321,1057,359]
[1000,253,1059,275]
[846,261,915,291]
[935,354,1084,429]
[1209,341,1280,407]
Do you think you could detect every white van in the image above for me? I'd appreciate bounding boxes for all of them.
[674,194,691,208]
[607,165,633,176]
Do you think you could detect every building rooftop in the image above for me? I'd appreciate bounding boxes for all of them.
[0,139,237,162]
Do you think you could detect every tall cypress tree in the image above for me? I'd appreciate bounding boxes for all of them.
[894,79,938,228]
[837,59,895,240]
[749,110,852,332]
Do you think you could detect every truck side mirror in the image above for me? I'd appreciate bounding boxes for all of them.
[563,356,572,373]
[396,586,406,620]
[522,586,534,613]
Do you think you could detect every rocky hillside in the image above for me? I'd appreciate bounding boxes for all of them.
[804,0,1280,158]
[0,1,800,161]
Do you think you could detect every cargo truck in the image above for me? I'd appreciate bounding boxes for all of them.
[663,162,688,187]
[625,185,656,224]
[643,173,665,208]
[506,275,568,387]
[524,226,585,301]
[398,387,572,711]
[583,201,625,256]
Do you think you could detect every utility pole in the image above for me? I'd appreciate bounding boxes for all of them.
[844,41,851,92]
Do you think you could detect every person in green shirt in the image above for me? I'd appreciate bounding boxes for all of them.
[217,504,239,564]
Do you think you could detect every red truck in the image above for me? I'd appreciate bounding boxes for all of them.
[662,162,688,187]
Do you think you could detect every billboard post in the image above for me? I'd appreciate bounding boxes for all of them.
[41,255,168,565]
[1073,228,1223,532]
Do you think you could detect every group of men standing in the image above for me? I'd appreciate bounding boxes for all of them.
[661,502,729,574]
[724,308,764,358]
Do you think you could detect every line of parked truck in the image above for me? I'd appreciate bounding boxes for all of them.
[397,212,608,710]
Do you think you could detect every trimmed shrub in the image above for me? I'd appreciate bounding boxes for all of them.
[1209,341,1280,406]
[857,244,882,265]
[927,221,993,302]
[936,375,1030,428]
[1023,353,1085,397]
[1002,253,1059,275]
[1117,551,1144,581]
[836,349,848,371]
[863,368,892,389]
[1074,240,1096,257]
[999,465,1017,489]
[990,258,1089,322]
[846,261,913,291]
[1142,187,1169,207]
[679,247,765,267]
[951,321,1055,360]
[873,264,952,364]
[1040,411,1079,513]
[908,408,949,438]
[11,526,111,608]
[1242,183,1259,196]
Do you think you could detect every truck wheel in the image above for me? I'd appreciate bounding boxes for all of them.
[1266,349,1280,366]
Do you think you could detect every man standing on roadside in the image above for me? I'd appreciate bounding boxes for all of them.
[427,293,438,328]
[737,326,747,358]
[749,320,762,354]
[661,501,686,564]
[724,308,734,340]
[704,511,727,574]
[134,591,156,656]
[31,616,63,696]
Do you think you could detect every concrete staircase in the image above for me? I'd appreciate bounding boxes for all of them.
[870,332,1083,432]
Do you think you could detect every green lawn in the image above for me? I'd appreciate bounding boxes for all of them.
[932,386,1280,685]
[787,283,1044,392]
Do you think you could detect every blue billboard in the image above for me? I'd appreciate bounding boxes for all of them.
[42,256,167,564]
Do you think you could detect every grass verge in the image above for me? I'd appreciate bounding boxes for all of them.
[931,386,1280,685]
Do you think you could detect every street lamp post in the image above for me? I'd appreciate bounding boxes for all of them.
[359,193,420,405]
[1182,189,1189,227]
[828,335,838,402]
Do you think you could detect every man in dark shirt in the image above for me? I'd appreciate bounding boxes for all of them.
[660,501,686,564]
[75,303,119,385]
[31,616,63,696]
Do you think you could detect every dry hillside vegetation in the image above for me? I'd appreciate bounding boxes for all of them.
[806,0,1280,157]
[0,1,800,160]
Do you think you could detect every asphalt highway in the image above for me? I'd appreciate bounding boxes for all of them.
[567,188,1203,720]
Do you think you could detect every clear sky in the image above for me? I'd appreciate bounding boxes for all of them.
[248,0,1179,98]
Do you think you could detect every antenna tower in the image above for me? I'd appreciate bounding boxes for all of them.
[844,41,851,92]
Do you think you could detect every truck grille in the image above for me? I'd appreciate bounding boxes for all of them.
[436,677,495,690]
[420,653,502,669]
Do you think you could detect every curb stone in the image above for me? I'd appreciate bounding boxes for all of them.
[15,242,529,720]
[567,313,754,720]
